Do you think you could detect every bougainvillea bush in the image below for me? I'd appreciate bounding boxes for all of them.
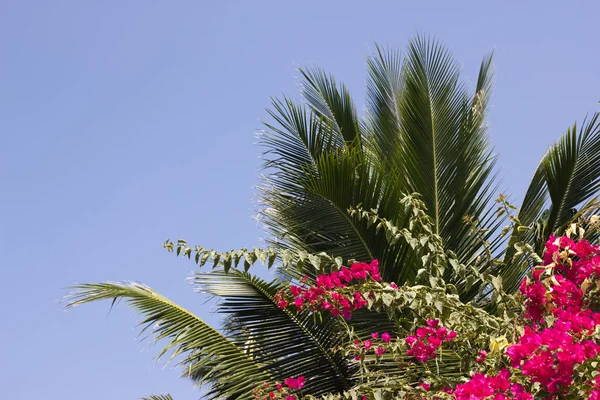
[249,230,600,400]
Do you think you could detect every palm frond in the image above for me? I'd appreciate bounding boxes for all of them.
[393,37,500,262]
[65,283,271,400]
[502,112,600,293]
[257,100,378,265]
[545,113,600,232]
[364,44,404,171]
[191,270,354,396]
[298,66,361,145]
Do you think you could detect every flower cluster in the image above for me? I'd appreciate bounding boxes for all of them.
[283,376,305,390]
[452,369,532,400]
[589,376,600,400]
[274,260,381,320]
[352,331,393,360]
[506,323,600,393]
[405,319,456,362]
[475,350,487,364]
[509,235,600,396]
[253,376,305,400]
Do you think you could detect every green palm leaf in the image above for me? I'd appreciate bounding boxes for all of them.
[191,270,354,395]
[502,112,600,293]
[544,114,600,230]
[298,66,361,145]
[391,37,500,264]
[65,283,271,400]
[258,98,377,264]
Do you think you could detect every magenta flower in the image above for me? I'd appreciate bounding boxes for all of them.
[289,286,302,296]
[406,321,455,362]
[338,268,352,283]
[283,376,305,390]
[475,350,487,363]
[293,296,303,309]
[350,263,368,280]
[427,318,439,328]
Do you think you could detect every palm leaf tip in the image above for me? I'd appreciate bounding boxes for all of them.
[142,395,174,400]
[64,281,272,400]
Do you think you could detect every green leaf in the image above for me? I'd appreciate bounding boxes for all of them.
[309,254,322,271]
[382,293,394,306]
[334,256,343,270]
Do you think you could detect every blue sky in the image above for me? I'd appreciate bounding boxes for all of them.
[1,1,598,399]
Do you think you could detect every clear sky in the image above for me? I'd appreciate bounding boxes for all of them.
[1,1,598,399]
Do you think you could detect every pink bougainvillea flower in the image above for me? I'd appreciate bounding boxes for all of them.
[293,296,304,309]
[341,307,353,320]
[338,267,353,283]
[453,369,533,400]
[351,263,368,280]
[277,299,288,308]
[283,376,305,390]
[406,322,455,362]
[289,286,302,297]
[427,319,440,328]
[475,350,487,363]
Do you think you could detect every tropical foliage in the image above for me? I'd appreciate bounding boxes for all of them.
[254,228,600,399]
[65,36,600,399]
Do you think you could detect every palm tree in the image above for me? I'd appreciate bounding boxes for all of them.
[66,36,600,399]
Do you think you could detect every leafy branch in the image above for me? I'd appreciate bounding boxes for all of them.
[163,239,344,275]
[348,193,473,289]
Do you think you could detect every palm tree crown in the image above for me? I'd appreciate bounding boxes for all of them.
[66,36,600,399]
